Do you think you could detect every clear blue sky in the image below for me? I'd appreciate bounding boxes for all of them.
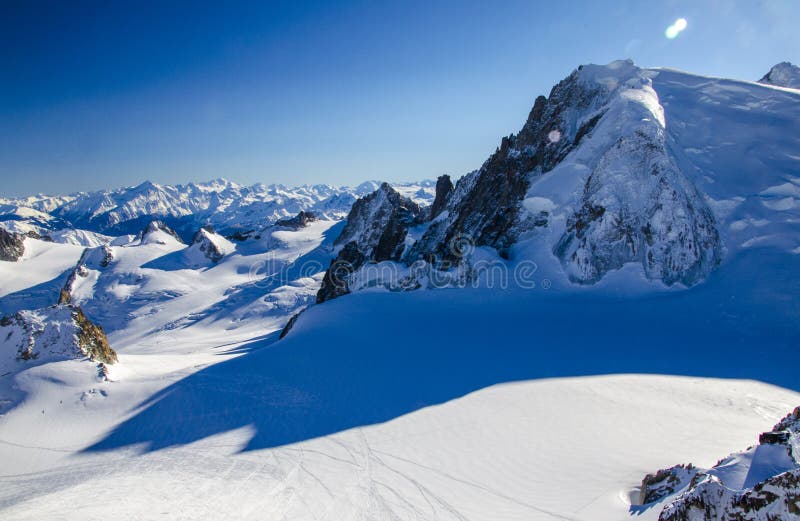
[1,0,797,196]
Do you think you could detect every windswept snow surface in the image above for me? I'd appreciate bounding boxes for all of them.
[0,65,799,520]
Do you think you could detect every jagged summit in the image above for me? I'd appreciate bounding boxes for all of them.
[186,226,233,263]
[759,61,800,89]
[316,60,732,302]
[0,305,117,366]
[317,183,424,302]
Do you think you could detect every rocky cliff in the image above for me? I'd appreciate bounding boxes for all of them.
[317,183,424,302]
[0,228,24,262]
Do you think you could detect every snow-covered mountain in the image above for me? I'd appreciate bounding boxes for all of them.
[316,60,799,302]
[0,179,436,243]
[0,60,798,521]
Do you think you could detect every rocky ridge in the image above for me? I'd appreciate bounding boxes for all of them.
[316,60,725,303]
[0,228,25,262]
[644,406,800,520]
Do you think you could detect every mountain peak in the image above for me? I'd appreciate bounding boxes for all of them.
[758,61,800,88]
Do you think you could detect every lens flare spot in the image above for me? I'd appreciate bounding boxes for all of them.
[665,18,688,39]
[548,129,562,143]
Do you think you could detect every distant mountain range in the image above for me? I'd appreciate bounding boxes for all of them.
[0,178,436,242]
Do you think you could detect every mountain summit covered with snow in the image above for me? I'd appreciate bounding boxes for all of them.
[316,59,798,302]
[1,60,799,521]
[0,179,436,243]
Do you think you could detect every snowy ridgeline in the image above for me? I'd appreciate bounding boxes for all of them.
[0,179,436,244]
[0,60,798,520]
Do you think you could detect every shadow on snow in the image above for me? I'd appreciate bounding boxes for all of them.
[85,248,800,454]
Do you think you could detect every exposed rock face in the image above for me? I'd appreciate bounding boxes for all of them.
[315,61,724,305]
[279,312,301,339]
[0,305,117,365]
[72,307,117,364]
[0,228,25,262]
[659,469,800,521]
[275,211,317,230]
[639,464,697,505]
[646,405,800,521]
[190,226,231,263]
[429,175,454,220]
[773,406,800,434]
[317,184,423,303]
[405,70,607,264]
[758,61,800,89]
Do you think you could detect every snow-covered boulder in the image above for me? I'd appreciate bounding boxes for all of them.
[186,226,234,264]
[0,305,117,366]
[0,228,24,262]
[759,61,800,89]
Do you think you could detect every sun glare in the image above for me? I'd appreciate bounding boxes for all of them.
[665,18,688,39]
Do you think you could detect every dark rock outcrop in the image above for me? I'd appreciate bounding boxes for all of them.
[639,464,697,505]
[405,68,609,265]
[317,184,423,303]
[279,312,302,339]
[0,228,25,262]
[72,306,117,364]
[659,469,800,521]
[758,61,800,89]
[275,211,317,230]
[58,245,115,305]
[429,175,454,220]
[190,226,229,263]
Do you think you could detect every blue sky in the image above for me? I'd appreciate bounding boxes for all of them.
[1,0,798,196]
